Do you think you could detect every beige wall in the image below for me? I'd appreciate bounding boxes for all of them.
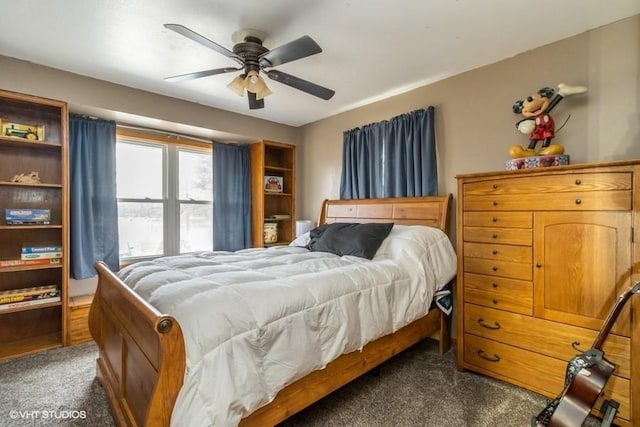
[298,15,640,226]
[0,55,300,145]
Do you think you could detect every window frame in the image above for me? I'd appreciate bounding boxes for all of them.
[116,128,212,262]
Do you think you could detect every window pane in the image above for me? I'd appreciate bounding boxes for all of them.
[117,142,163,198]
[179,149,212,201]
[118,202,163,258]
[180,204,212,253]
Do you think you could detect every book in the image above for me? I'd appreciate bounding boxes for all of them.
[0,284,57,298]
[0,295,61,311]
[0,286,59,305]
[21,246,63,254]
[6,219,51,225]
[0,258,61,268]
[5,209,51,222]
[21,252,63,260]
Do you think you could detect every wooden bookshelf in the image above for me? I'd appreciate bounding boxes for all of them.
[0,89,69,360]
[250,141,296,247]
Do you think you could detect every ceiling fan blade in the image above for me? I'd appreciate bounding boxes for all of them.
[164,24,244,66]
[164,67,241,83]
[248,92,265,110]
[259,35,322,68]
[266,69,335,100]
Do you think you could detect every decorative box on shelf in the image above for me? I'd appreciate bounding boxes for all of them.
[263,222,278,244]
[506,154,570,171]
[264,176,283,193]
[1,119,45,141]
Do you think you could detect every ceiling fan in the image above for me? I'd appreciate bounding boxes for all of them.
[163,24,335,110]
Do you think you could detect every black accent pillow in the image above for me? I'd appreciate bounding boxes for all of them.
[307,222,394,260]
[306,223,333,251]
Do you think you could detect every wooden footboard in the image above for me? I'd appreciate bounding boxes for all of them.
[89,195,454,426]
[89,261,186,427]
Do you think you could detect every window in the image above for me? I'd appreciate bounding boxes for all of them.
[116,129,212,260]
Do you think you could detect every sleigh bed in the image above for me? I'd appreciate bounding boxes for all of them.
[88,195,455,426]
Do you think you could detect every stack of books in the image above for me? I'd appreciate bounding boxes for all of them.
[21,245,62,260]
[0,285,60,311]
[5,208,51,225]
[0,245,62,269]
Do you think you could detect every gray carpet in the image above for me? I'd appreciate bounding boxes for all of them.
[0,340,603,426]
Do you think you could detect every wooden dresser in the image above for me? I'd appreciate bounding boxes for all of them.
[456,160,640,426]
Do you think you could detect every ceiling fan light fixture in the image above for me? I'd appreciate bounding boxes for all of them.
[255,86,272,100]
[244,70,271,98]
[246,71,260,85]
[227,75,246,96]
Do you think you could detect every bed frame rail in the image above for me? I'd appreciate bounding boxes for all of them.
[89,261,185,427]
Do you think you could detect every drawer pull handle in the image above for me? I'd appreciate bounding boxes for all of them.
[575,179,581,185]
[492,217,498,222]
[536,263,542,268]
[492,283,498,288]
[478,318,501,330]
[493,184,498,189]
[575,199,582,205]
[492,250,498,255]
[492,233,498,239]
[492,299,498,304]
[478,349,500,362]
[492,266,498,271]
[571,341,586,352]
[492,200,498,206]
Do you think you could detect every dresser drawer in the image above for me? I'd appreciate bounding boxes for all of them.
[463,273,532,315]
[463,303,631,378]
[464,333,565,396]
[464,190,631,211]
[463,226,532,245]
[464,242,531,263]
[464,257,531,280]
[462,172,632,196]
[463,334,630,420]
[463,211,532,228]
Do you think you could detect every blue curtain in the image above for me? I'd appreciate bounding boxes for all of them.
[340,106,437,199]
[69,114,119,278]
[212,142,252,251]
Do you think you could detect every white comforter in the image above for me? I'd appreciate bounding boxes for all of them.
[117,225,457,427]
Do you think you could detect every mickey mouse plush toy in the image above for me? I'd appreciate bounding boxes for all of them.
[510,83,587,158]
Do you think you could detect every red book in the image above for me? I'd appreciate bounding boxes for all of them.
[0,258,61,268]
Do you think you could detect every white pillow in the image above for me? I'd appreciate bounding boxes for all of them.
[289,232,311,247]
[373,225,457,288]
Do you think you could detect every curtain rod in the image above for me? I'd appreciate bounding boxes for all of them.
[116,124,213,144]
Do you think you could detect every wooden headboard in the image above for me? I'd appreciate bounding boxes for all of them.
[318,195,452,234]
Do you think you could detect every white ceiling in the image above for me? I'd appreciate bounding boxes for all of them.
[1,0,639,128]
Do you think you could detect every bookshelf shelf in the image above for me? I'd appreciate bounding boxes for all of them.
[0,181,63,188]
[0,88,69,360]
[0,332,62,360]
[0,136,62,150]
[0,299,62,315]
[0,264,63,273]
